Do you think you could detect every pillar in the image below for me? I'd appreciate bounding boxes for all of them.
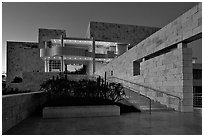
[91,37,95,75]
[178,42,193,112]
[45,41,48,48]
[60,35,64,72]
[44,59,49,72]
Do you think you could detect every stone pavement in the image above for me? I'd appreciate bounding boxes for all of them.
[4,108,202,135]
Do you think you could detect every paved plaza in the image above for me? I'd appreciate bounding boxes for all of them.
[4,108,202,135]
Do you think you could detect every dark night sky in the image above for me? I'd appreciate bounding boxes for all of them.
[2,2,201,73]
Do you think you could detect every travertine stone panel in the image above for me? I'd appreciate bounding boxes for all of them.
[88,21,160,48]
[95,3,201,112]
[7,42,44,84]
[38,28,66,49]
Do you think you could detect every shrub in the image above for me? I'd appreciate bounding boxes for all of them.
[40,74,125,103]
[11,77,23,83]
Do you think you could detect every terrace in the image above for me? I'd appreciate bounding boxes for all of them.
[4,108,202,135]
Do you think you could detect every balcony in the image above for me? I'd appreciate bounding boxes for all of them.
[40,47,117,59]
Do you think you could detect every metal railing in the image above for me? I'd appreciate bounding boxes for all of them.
[94,74,152,114]
[107,76,182,111]
[121,84,152,114]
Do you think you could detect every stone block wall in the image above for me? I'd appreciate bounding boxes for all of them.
[95,3,201,112]
[2,91,47,133]
[87,21,160,48]
[38,28,66,49]
[6,42,44,84]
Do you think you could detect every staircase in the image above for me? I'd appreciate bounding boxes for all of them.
[123,87,174,112]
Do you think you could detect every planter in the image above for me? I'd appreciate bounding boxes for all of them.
[43,105,120,118]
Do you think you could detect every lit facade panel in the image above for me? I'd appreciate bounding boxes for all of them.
[40,46,87,57]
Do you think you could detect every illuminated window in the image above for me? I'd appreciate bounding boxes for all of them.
[49,60,61,72]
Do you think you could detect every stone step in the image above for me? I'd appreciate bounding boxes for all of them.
[140,107,174,112]
[124,98,173,111]
[123,87,175,112]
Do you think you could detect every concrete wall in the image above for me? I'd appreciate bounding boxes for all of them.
[95,3,202,112]
[7,28,67,87]
[95,61,106,75]
[38,28,66,49]
[87,61,93,75]
[87,61,107,75]
[87,21,160,48]
[2,91,47,133]
[6,42,44,84]
[9,72,96,91]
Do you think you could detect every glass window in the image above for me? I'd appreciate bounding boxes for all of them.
[49,60,61,72]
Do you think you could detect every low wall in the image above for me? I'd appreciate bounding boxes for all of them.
[7,72,96,91]
[43,105,120,118]
[2,91,47,133]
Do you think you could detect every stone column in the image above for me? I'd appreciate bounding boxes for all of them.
[91,37,95,75]
[60,35,64,72]
[178,42,193,112]
[45,41,48,48]
[44,59,48,72]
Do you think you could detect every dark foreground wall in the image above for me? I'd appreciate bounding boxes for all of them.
[2,92,47,133]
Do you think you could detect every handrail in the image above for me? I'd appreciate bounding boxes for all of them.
[94,74,152,114]
[108,76,181,111]
[121,84,152,114]
[108,76,181,100]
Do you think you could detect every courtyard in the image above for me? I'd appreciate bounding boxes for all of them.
[2,2,202,135]
[4,109,202,135]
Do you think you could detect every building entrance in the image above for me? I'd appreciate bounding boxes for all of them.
[65,64,86,74]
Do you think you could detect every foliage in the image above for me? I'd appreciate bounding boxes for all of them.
[40,74,125,104]
[11,77,23,83]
